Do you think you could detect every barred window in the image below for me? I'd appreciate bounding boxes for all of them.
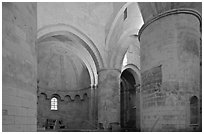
[51,97,58,110]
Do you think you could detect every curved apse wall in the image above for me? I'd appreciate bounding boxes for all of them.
[37,41,91,91]
[37,38,92,130]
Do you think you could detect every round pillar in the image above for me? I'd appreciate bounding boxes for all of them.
[139,9,201,131]
[89,85,97,128]
[97,69,121,131]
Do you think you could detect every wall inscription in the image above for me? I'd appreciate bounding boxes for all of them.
[141,65,163,108]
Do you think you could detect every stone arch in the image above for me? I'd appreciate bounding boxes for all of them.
[74,95,81,102]
[106,2,142,69]
[37,24,103,86]
[106,2,133,46]
[121,64,141,85]
[111,33,139,69]
[39,92,48,100]
[120,65,141,131]
[190,95,199,125]
[64,95,73,102]
[38,40,94,87]
[82,93,89,101]
[51,94,61,101]
[37,24,104,69]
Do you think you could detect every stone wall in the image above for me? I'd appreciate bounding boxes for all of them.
[2,3,37,131]
[125,42,140,69]
[37,40,93,130]
[98,69,121,130]
[120,69,141,131]
[37,92,90,130]
[37,41,91,91]
[140,12,201,131]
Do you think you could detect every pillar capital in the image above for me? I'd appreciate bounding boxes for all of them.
[138,8,201,41]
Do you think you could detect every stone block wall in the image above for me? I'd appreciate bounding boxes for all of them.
[140,12,201,131]
[37,92,90,130]
[2,3,37,131]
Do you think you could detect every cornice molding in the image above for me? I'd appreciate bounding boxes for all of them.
[138,8,202,41]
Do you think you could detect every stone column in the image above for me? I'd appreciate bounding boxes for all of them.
[139,9,201,131]
[89,85,96,128]
[2,3,37,131]
[97,69,121,131]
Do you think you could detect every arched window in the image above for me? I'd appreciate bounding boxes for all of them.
[51,97,58,110]
[190,96,198,124]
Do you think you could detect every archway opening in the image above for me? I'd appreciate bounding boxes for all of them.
[120,69,140,131]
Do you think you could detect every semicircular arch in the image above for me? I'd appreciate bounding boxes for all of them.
[121,64,141,85]
[37,25,101,86]
[37,24,104,70]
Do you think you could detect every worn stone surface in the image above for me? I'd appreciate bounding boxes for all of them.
[37,92,91,130]
[37,42,91,91]
[36,39,94,130]
[140,13,201,131]
[2,2,202,132]
[138,2,202,23]
[98,69,120,130]
[2,2,37,131]
[37,2,115,62]
[120,69,140,131]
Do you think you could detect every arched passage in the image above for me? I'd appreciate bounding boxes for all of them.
[120,67,140,131]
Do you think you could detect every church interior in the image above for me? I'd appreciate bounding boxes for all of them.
[2,2,202,132]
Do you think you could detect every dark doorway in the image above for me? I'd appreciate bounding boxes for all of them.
[120,69,140,131]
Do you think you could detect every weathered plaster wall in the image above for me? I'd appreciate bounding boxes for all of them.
[2,3,37,131]
[37,93,90,130]
[37,2,142,69]
[37,2,118,63]
[140,13,201,131]
[37,41,91,91]
[108,3,143,69]
[125,42,140,70]
[105,3,125,37]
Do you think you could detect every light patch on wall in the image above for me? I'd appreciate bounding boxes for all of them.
[122,53,127,67]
